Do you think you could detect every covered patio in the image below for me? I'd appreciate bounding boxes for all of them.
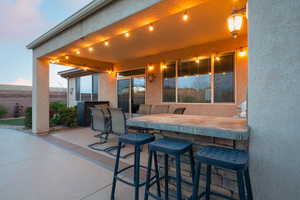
[26,0,300,200]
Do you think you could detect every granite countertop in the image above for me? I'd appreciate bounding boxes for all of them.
[127,114,249,140]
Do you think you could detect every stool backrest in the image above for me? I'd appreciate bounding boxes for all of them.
[108,108,127,135]
[90,108,108,133]
[173,107,186,114]
[137,104,152,115]
[151,105,170,114]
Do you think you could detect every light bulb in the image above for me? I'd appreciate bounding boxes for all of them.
[65,56,69,60]
[104,41,109,46]
[182,12,189,21]
[148,65,154,71]
[88,47,93,52]
[215,56,221,61]
[148,24,154,32]
[125,32,130,38]
[76,50,80,55]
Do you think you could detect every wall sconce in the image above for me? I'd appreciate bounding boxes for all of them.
[238,47,247,57]
[161,63,167,71]
[147,65,156,82]
[227,7,246,38]
[70,88,74,95]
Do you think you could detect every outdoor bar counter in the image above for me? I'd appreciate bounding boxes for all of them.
[127,114,250,199]
[127,114,249,141]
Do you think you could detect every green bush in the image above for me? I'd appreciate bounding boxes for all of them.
[60,106,77,127]
[24,107,32,128]
[0,105,7,118]
[24,102,77,129]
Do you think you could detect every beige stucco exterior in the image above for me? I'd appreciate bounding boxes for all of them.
[27,0,300,198]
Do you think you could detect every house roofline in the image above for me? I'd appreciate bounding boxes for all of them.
[26,0,114,49]
[58,68,97,78]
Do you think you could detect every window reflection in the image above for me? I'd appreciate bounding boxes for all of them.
[162,63,176,102]
[178,59,211,103]
[75,74,99,101]
[214,54,235,102]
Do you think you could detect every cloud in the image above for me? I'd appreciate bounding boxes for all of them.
[5,78,32,86]
[0,0,48,41]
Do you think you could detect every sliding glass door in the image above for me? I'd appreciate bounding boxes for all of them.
[117,76,145,114]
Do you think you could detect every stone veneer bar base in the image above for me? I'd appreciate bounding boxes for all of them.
[156,131,249,200]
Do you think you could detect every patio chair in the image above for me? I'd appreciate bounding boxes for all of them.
[150,105,170,114]
[88,107,113,151]
[173,107,186,114]
[106,108,136,158]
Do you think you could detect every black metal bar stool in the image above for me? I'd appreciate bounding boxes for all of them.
[144,138,195,200]
[109,108,161,200]
[192,146,253,200]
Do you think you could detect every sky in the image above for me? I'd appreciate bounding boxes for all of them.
[0,0,93,88]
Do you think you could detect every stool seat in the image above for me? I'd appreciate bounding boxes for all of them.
[196,146,248,170]
[119,133,155,145]
[149,138,192,155]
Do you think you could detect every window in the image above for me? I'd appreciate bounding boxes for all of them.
[75,74,99,101]
[178,59,211,103]
[162,63,176,102]
[214,54,235,102]
[162,53,235,103]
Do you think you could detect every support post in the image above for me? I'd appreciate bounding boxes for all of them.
[32,58,49,134]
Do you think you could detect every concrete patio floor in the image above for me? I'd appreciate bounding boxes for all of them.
[0,128,145,200]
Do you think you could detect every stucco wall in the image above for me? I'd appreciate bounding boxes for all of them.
[248,0,300,199]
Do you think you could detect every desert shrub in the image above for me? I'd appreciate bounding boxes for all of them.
[24,102,77,129]
[0,105,7,118]
[59,106,77,127]
[24,107,32,128]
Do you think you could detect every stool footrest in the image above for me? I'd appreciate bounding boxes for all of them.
[198,191,239,200]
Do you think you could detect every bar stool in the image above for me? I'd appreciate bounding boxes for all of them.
[109,108,161,200]
[144,138,195,200]
[192,146,253,200]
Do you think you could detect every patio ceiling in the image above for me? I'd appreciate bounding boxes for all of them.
[48,0,247,68]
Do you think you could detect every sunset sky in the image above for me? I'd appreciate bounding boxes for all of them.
[0,0,93,87]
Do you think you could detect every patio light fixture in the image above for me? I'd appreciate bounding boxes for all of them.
[148,24,154,32]
[124,32,130,38]
[182,11,189,22]
[227,7,246,38]
[161,63,167,70]
[147,64,156,82]
[215,56,221,62]
[238,47,247,57]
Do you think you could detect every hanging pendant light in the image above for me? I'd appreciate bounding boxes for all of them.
[227,10,244,38]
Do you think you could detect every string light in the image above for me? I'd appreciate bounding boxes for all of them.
[104,41,109,46]
[182,11,189,21]
[65,56,69,60]
[88,47,94,52]
[124,32,130,38]
[148,24,154,32]
[76,50,80,55]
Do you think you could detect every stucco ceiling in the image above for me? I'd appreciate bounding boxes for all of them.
[49,0,247,65]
